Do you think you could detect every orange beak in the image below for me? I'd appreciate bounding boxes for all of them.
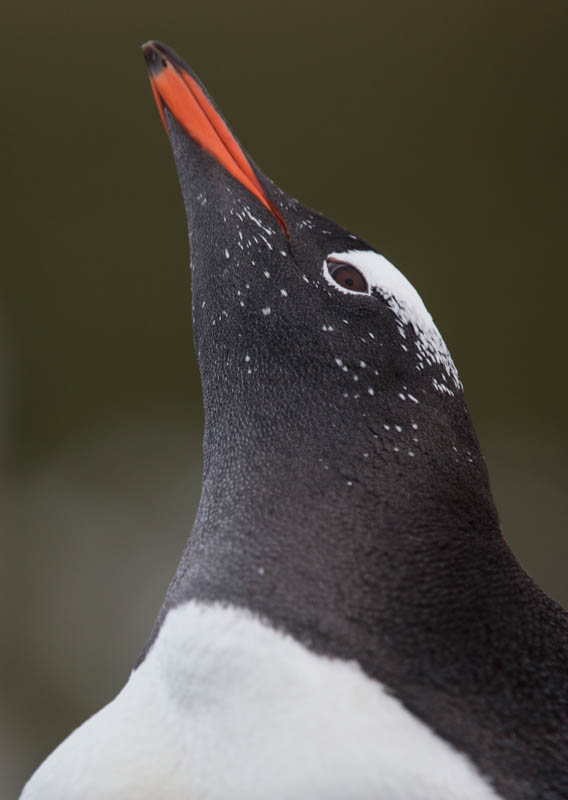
[142,41,287,236]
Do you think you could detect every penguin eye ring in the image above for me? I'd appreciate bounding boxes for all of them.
[326,259,369,294]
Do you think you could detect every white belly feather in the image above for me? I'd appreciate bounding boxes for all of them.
[21,602,500,799]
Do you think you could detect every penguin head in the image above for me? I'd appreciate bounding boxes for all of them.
[143,41,487,513]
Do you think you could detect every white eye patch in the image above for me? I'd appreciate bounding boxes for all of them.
[323,250,460,392]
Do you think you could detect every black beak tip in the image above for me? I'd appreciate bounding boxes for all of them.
[142,41,167,76]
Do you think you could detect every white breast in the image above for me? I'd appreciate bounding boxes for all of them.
[21,602,501,800]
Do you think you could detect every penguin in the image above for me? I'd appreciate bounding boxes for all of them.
[21,40,568,800]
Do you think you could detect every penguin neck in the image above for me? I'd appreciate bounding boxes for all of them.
[163,393,511,662]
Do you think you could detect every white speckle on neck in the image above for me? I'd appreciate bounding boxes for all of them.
[433,378,455,396]
[262,307,271,316]
[242,206,274,236]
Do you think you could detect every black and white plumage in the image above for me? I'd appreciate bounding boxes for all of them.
[21,41,568,800]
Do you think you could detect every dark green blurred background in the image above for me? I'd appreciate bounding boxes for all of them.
[2,0,567,794]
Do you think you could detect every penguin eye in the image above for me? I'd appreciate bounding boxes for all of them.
[327,261,368,293]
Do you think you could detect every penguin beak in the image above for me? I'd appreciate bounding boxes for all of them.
[142,41,287,236]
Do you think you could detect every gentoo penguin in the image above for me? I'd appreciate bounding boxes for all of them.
[21,40,568,800]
